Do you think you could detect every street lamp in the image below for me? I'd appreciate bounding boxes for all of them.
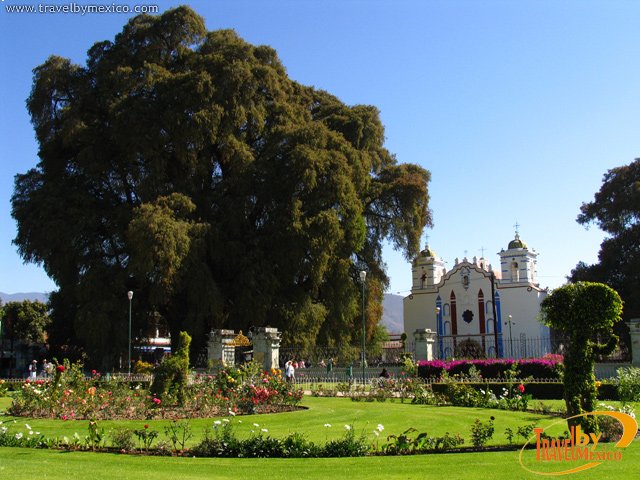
[359,270,367,386]
[127,291,133,375]
[505,314,515,358]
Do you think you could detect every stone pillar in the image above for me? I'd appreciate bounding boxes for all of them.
[627,318,640,366]
[252,327,281,371]
[207,329,236,368]
[414,328,436,361]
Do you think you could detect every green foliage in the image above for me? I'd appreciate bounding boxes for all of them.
[383,428,464,454]
[164,420,193,452]
[151,331,191,405]
[12,6,431,367]
[110,427,135,452]
[616,367,640,402]
[572,158,640,319]
[1,300,51,344]
[540,282,623,433]
[470,417,495,447]
[134,425,159,451]
[86,420,105,451]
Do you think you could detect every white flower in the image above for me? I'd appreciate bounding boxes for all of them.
[253,423,260,427]
[15,433,23,440]
[377,424,384,432]
[373,430,379,437]
[261,428,268,433]
[25,424,31,430]
[213,420,222,426]
[222,419,230,423]
[324,423,332,428]
[344,425,351,430]
[228,410,236,416]
[1,427,7,434]
[36,432,40,435]
[29,431,34,435]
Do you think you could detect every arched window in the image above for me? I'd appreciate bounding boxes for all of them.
[511,261,520,282]
[486,318,495,334]
[444,321,451,336]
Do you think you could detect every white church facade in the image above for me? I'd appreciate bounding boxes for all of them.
[403,232,551,359]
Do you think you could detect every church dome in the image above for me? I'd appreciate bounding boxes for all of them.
[420,245,437,258]
[508,233,528,250]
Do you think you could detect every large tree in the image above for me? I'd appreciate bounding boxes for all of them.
[1,300,51,345]
[11,7,431,368]
[570,159,640,320]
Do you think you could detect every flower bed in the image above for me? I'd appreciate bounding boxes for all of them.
[7,361,303,420]
[417,355,563,380]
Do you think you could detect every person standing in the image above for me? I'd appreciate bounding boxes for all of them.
[285,361,295,383]
[28,360,37,379]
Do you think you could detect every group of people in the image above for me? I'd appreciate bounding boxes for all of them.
[27,359,53,379]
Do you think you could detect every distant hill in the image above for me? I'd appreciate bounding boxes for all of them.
[381,293,404,334]
[0,292,49,304]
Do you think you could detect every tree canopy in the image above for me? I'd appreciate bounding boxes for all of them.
[1,300,51,344]
[570,158,640,319]
[11,7,431,368]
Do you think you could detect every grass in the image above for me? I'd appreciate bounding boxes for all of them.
[1,443,639,480]
[0,396,555,446]
[1,395,638,479]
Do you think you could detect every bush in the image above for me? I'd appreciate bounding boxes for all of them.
[322,426,369,457]
[470,417,495,447]
[110,427,135,451]
[417,357,562,380]
[616,367,640,402]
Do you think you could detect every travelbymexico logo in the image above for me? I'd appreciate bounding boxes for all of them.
[518,411,638,476]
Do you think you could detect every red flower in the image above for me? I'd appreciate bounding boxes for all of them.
[518,384,525,393]
[56,365,65,373]
[144,424,149,429]
[91,370,97,376]
[152,397,161,405]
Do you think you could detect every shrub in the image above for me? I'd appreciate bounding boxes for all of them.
[110,427,135,451]
[616,367,640,402]
[470,417,495,447]
[322,426,369,457]
[151,331,191,405]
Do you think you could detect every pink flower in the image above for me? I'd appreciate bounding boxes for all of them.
[152,397,161,405]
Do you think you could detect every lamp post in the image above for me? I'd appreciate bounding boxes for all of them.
[359,270,367,386]
[505,314,515,358]
[127,291,133,375]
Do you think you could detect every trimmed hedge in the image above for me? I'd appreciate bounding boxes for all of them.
[428,381,618,401]
[417,358,562,380]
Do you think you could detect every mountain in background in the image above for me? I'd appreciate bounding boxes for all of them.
[1,291,405,335]
[381,293,404,334]
[0,292,50,304]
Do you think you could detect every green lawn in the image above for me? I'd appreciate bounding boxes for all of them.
[0,396,556,446]
[1,443,639,480]
[1,395,638,479]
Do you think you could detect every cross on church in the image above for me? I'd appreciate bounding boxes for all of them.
[424,233,430,245]
[480,246,486,258]
[514,221,520,234]
[463,249,468,258]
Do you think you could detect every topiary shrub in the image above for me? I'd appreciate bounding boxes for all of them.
[150,331,191,405]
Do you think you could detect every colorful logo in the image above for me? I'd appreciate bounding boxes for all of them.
[519,411,637,476]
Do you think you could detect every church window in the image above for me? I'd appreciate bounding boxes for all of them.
[463,275,469,287]
[444,321,451,335]
[511,261,520,282]
[462,309,474,324]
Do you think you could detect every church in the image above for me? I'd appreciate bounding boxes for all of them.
[403,231,551,360]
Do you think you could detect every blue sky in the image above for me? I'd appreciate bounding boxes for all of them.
[0,0,638,296]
